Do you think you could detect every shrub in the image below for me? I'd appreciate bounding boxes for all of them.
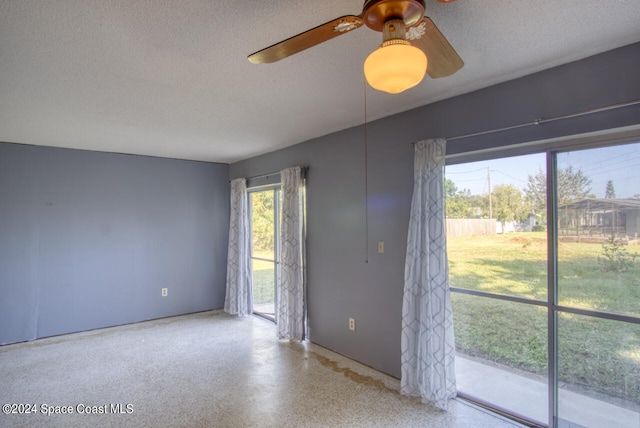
[598,234,637,272]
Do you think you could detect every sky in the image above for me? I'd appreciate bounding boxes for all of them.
[445,142,640,199]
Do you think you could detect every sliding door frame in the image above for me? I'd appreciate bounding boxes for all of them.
[248,184,281,321]
[447,127,640,428]
[548,143,640,427]
[546,150,559,428]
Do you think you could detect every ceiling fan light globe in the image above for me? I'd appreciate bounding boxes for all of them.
[364,43,427,94]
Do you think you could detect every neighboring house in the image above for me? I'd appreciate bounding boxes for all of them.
[558,198,640,242]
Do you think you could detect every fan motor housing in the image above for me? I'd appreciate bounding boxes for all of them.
[362,0,426,31]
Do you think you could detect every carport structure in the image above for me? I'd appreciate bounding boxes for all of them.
[558,198,640,243]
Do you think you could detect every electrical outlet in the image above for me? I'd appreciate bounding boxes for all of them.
[377,242,384,253]
[161,288,168,297]
[349,317,356,331]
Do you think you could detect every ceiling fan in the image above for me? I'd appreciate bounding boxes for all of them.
[248,0,463,94]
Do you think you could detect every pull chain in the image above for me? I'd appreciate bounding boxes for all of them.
[364,75,369,264]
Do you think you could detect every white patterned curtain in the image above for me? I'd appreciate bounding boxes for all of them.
[276,166,306,341]
[401,138,457,410]
[224,178,252,316]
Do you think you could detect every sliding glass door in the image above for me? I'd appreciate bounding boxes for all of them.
[249,187,281,320]
[555,143,640,427]
[446,140,640,427]
[446,153,549,424]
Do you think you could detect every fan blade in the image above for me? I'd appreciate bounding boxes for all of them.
[248,15,364,64]
[406,17,463,78]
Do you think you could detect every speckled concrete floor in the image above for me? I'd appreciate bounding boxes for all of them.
[1,311,523,427]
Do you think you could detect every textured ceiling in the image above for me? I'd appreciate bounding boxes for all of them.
[1,0,640,164]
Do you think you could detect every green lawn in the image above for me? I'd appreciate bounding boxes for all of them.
[448,232,640,404]
[251,256,275,305]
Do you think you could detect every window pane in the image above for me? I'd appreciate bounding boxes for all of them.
[557,143,640,318]
[250,190,275,261]
[557,314,640,427]
[446,154,547,300]
[252,259,275,317]
[453,293,548,423]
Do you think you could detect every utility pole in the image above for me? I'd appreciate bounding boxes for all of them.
[488,165,493,219]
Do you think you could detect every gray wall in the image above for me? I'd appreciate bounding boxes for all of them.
[0,143,229,344]
[230,42,640,378]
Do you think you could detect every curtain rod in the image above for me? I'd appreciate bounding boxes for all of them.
[441,99,640,142]
[245,171,279,181]
[235,166,308,182]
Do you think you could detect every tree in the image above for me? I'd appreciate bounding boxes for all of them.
[525,166,592,219]
[444,179,488,218]
[446,192,479,218]
[444,178,458,198]
[557,166,592,205]
[605,180,616,199]
[250,191,275,253]
[446,195,469,218]
[524,168,547,218]
[492,184,526,233]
